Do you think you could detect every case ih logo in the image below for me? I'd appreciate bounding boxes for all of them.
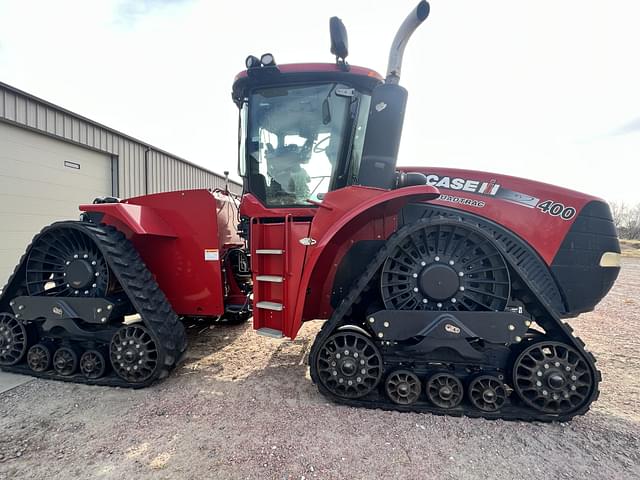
[425,175,501,196]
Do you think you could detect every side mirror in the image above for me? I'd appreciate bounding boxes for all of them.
[358,84,408,189]
[330,17,349,61]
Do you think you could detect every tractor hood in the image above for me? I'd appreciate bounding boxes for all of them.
[399,166,604,206]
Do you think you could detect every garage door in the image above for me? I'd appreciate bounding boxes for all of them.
[0,122,112,286]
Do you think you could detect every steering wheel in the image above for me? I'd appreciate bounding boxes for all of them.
[313,136,331,153]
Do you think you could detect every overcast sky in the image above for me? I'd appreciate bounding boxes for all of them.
[1,0,639,204]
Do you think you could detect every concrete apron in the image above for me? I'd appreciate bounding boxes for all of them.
[0,371,32,394]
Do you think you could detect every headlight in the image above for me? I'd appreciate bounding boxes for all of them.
[245,55,260,69]
[599,252,621,267]
[260,53,275,66]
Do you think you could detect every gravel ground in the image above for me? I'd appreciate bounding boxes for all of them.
[1,258,639,480]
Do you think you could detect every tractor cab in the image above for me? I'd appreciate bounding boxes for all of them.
[232,64,381,207]
[232,7,430,207]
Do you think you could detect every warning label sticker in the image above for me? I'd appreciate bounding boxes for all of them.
[204,249,219,261]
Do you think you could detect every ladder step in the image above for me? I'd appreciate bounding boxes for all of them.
[256,327,284,339]
[256,249,284,255]
[256,275,284,283]
[256,301,284,311]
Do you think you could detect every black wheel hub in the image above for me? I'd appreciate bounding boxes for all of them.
[418,264,459,300]
[65,259,95,290]
[439,385,453,400]
[110,325,159,384]
[426,373,463,409]
[339,358,357,376]
[0,314,28,366]
[548,372,566,389]
[84,357,96,370]
[513,342,593,414]
[385,370,422,405]
[380,223,510,311]
[469,375,507,412]
[316,331,383,399]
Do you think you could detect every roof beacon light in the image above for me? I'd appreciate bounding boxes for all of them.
[245,55,260,69]
[260,53,276,67]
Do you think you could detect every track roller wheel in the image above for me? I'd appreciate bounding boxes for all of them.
[80,349,108,379]
[0,313,28,366]
[27,343,55,372]
[385,370,422,405]
[316,331,383,399]
[468,375,507,412]
[53,346,79,376]
[426,373,463,409]
[110,325,159,384]
[513,341,593,414]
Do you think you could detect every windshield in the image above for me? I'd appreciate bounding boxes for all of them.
[245,83,353,206]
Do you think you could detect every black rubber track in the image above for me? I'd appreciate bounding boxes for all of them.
[0,221,187,388]
[309,217,601,422]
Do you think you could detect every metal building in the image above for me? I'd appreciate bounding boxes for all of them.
[0,81,242,285]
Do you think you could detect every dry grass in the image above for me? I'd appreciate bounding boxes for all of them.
[621,239,640,258]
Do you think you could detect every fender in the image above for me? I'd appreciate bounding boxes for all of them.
[79,189,239,317]
[288,184,439,338]
[80,202,177,238]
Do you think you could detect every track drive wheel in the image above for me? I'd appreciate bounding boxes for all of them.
[110,325,160,384]
[513,341,593,414]
[316,331,383,399]
[426,373,463,409]
[25,226,110,297]
[386,370,422,405]
[468,375,507,412]
[380,223,510,312]
[0,314,28,366]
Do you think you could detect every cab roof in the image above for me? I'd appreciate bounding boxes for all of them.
[231,63,383,106]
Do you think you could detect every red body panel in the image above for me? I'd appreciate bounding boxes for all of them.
[399,167,603,264]
[81,202,177,238]
[82,189,241,317]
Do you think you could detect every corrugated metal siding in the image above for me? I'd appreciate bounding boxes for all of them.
[0,82,242,198]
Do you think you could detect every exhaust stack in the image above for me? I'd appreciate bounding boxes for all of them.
[386,1,430,84]
[358,1,430,190]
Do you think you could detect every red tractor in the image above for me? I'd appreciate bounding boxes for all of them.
[0,2,620,421]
